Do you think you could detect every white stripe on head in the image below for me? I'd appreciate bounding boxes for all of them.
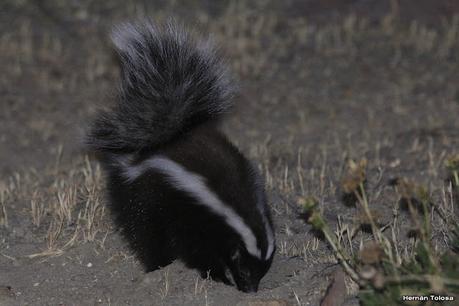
[119,154,263,259]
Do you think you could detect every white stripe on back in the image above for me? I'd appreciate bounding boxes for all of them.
[118,154,263,259]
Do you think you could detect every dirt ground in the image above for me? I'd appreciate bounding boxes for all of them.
[1,1,458,305]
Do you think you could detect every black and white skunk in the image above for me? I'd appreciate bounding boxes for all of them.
[86,20,275,293]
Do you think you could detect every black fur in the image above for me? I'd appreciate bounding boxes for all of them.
[86,21,234,152]
[86,20,274,293]
[106,125,274,292]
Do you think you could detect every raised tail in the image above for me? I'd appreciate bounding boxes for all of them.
[86,20,235,152]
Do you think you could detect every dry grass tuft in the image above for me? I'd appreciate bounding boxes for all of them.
[1,153,109,259]
[0,190,8,228]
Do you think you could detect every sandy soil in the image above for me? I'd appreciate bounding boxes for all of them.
[1,1,458,305]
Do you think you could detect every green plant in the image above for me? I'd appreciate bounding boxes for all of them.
[300,159,459,305]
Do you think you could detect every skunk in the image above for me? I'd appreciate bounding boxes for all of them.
[85,20,275,293]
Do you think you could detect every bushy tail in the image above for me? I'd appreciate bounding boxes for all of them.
[86,20,234,152]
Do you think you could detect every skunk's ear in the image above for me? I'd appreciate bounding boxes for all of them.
[231,248,241,262]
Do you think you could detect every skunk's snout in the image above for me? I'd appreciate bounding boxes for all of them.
[234,275,260,293]
[238,282,259,293]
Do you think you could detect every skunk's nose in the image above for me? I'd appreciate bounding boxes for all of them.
[239,283,259,293]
